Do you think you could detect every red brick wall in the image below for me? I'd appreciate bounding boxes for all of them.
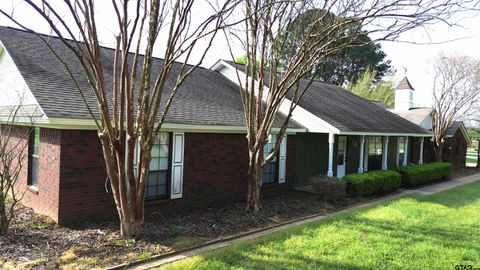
[58,130,116,223]
[443,128,468,168]
[10,127,61,222]
[169,133,296,209]
[180,133,249,206]
[13,129,296,223]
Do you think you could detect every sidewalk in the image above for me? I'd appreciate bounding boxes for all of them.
[402,172,480,195]
[113,173,480,270]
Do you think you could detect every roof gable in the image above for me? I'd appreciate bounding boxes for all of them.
[396,77,415,90]
[0,39,44,117]
[446,121,471,144]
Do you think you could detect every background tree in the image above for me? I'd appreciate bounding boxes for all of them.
[347,68,395,106]
[277,9,392,86]
[225,0,478,211]
[431,53,480,162]
[1,0,234,237]
[234,54,260,67]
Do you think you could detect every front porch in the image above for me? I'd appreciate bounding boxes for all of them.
[294,133,430,186]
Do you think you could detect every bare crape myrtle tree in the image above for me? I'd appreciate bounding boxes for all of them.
[225,0,480,211]
[0,104,38,235]
[1,0,237,237]
[431,53,480,162]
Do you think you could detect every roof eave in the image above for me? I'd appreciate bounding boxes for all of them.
[339,130,432,137]
[2,117,306,134]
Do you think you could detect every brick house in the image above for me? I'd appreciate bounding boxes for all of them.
[0,27,431,224]
[440,121,470,168]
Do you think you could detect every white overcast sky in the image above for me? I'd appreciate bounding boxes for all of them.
[1,1,479,107]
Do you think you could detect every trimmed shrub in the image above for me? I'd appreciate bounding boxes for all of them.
[394,162,453,188]
[309,175,347,202]
[344,170,401,197]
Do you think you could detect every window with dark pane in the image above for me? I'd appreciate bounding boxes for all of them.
[367,136,383,171]
[145,132,170,201]
[28,127,40,188]
[262,134,278,184]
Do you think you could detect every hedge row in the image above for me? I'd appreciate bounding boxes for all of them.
[344,170,401,197]
[394,162,453,187]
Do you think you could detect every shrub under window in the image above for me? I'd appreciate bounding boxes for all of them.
[344,170,401,197]
[394,162,453,188]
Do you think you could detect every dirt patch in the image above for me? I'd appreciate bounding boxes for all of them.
[0,190,360,269]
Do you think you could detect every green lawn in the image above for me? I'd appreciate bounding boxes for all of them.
[164,181,480,270]
[466,158,477,163]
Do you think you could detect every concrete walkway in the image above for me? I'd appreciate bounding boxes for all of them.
[402,172,480,195]
[114,173,480,270]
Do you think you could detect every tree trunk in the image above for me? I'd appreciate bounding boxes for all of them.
[246,151,263,212]
[120,212,143,237]
[434,142,444,162]
[0,191,7,235]
[99,134,146,238]
[246,167,262,211]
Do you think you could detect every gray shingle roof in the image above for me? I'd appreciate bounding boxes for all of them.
[0,26,301,128]
[223,60,429,134]
[396,77,415,90]
[394,107,433,126]
[445,121,463,136]
[296,80,428,134]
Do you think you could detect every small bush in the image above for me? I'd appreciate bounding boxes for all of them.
[309,175,347,202]
[166,227,183,238]
[344,170,401,197]
[395,162,453,188]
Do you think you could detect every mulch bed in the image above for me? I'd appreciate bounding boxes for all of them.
[450,166,480,179]
[3,167,479,269]
[0,189,360,269]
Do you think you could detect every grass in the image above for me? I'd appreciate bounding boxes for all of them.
[466,158,477,163]
[137,251,153,261]
[25,220,51,230]
[163,181,480,270]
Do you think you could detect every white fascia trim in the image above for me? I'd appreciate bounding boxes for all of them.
[12,117,306,134]
[339,131,432,137]
[213,60,340,134]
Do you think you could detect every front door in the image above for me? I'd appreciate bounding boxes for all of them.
[337,136,347,178]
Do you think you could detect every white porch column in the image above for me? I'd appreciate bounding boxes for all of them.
[403,136,409,166]
[358,135,365,173]
[382,136,389,170]
[419,138,424,164]
[327,133,335,177]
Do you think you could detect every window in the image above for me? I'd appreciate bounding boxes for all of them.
[145,132,170,201]
[262,134,278,185]
[28,127,40,189]
[367,136,383,171]
[397,137,405,166]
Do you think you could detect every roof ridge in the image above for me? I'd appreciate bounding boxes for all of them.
[0,25,210,72]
